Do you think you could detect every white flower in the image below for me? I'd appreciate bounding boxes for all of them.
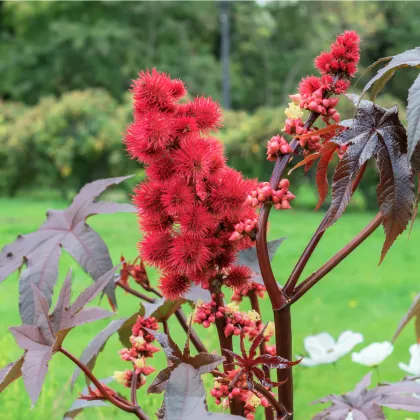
[344,412,354,420]
[399,344,420,375]
[299,331,363,367]
[352,342,393,367]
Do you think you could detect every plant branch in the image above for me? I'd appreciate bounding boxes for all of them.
[248,290,274,420]
[256,112,320,310]
[116,279,206,354]
[284,161,368,295]
[131,368,139,407]
[174,308,207,353]
[116,281,155,303]
[59,347,148,419]
[290,212,383,304]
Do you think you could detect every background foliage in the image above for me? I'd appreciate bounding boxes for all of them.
[1,1,420,205]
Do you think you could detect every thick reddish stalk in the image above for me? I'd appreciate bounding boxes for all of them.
[274,307,293,419]
[248,290,275,420]
[131,368,139,407]
[59,348,148,419]
[291,212,383,304]
[210,287,243,415]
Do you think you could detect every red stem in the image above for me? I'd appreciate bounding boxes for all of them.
[291,212,383,304]
[131,368,139,407]
[248,290,275,420]
[284,161,368,295]
[116,281,155,303]
[274,307,293,419]
[59,348,148,419]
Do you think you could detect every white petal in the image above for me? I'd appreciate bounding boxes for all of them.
[409,344,420,357]
[299,357,320,367]
[304,332,335,355]
[399,362,416,375]
[336,331,364,355]
[352,342,393,366]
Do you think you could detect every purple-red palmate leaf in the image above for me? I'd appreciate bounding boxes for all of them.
[163,363,245,419]
[361,48,420,101]
[312,372,420,419]
[0,176,135,324]
[325,100,414,262]
[407,74,420,162]
[222,326,300,391]
[2,267,116,406]
[146,328,224,394]
[0,357,24,393]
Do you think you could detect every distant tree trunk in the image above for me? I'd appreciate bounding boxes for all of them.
[220,0,231,109]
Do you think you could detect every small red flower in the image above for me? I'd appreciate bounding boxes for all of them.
[223,326,301,390]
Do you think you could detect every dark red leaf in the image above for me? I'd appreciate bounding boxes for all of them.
[288,153,320,175]
[376,140,414,263]
[148,366,177,394]
[69,265,118,316]
[22,347,53,406]
[9,325,48,350]
[407,74,420,161]
[51,270,73,332]
[0,357,24,393]
[0,176,135,318]
[362,48,420,100]
[31,284,55,345]
[315,143,338,211]
[164,364,244,419]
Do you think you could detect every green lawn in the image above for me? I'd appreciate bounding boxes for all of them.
[0,197,419,420]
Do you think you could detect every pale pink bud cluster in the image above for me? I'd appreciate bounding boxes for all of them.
[193,298,223,328]
[229,218,258,242]
[223,308,254,338]
[211,371,270,419]
[291,91,340,122]
[266,135,292,161]
[283,118,322,151]
[245,179,295,210]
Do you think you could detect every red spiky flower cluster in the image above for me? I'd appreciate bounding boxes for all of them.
[314,30,360,77]
[125,69,257,300]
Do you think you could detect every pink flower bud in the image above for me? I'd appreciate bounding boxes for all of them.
[281,200,291,210]
[289,93,302,104]
[332,112,340,122]
[279,179,290,189]
[286,192,296,201]
[322,99,330,108]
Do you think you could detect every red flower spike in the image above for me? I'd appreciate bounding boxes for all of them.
[127,69,257,298]
[222,326,301,390]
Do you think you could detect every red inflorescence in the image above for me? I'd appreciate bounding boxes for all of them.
[120,256,149,289]
[116,316,159,389]
[210,370,270,419]
[125,69,258,300]
[245,179,295,211]
[269,30,360,158]
[314,30,360,78]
